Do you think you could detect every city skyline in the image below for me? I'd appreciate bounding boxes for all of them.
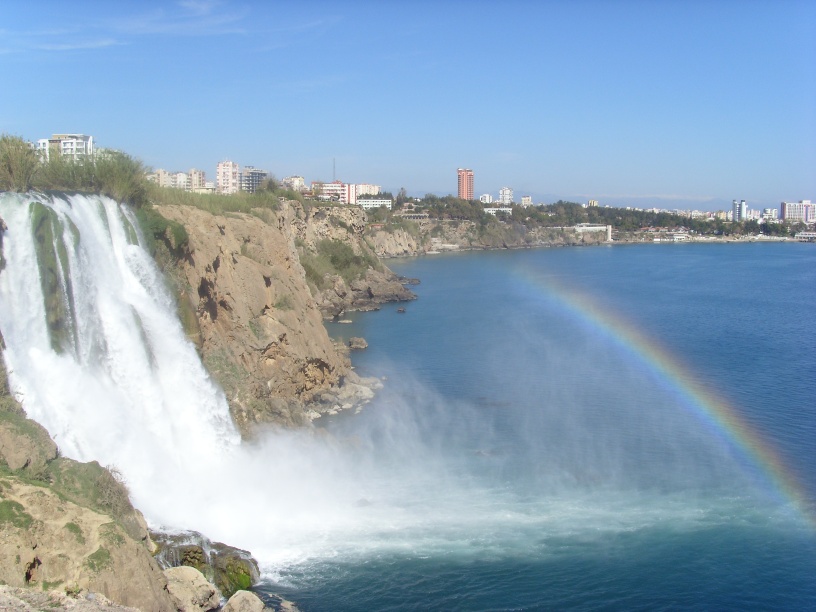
[1,1,814,211]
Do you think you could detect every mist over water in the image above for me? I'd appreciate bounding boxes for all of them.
[1,194,813,608]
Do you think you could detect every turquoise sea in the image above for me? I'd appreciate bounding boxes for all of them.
[258,242,815,610]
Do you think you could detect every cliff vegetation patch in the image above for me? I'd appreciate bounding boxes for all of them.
[0,499,34,529]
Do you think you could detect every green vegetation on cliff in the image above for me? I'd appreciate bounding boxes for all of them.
[300,238,381,289]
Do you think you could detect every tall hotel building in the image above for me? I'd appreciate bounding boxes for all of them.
[780,200,814,223]
[457,168,474,201]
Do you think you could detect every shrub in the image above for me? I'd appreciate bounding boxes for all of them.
[93,151,149,207]
[0,134,40,191]
[34,153,94,192]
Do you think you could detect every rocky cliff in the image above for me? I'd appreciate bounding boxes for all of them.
[366,218,609,258]
[155,201,412,434]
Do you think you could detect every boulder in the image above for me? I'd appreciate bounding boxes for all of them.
[164,566,221,612]
[348,337,368,350]
[221,590,265,612]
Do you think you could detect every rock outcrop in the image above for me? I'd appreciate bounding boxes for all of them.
[348,337,368,351]
[0,478,174,611]
[316,268,416,318]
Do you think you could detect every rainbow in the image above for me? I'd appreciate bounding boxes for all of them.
[514,265,815,529]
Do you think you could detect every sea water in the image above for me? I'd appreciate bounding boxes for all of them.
[260,243,816,610]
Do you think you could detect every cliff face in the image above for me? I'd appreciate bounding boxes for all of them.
[156,202,402,433]
[291,204,416,317]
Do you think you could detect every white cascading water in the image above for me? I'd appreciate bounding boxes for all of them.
[0,192,770,575]
[0,192,239,503]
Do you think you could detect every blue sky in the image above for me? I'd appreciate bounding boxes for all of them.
[1,0,814,210]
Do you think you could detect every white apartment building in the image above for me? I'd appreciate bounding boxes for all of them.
[282,176,306,191]
[499,187,514,205]
[521,196,533,207]
[173,172,188,190]
[479,194,493,204]
[314,180,357,204]
[217,160,241,195]
[36,134,95,162]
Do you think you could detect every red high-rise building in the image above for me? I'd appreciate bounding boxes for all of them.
[457,168,474,201]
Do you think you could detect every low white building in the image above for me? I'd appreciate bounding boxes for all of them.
[485,207,512,216]
[479,194,493,204]
[358,198,392,210]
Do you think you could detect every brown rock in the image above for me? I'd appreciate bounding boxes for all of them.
[156,204,351,432]
[164,566,221,612]
[0,479,175,611]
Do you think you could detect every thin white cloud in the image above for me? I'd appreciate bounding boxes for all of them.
[2,3,337,56]
[105,4,249,37]
[36,39,122,52]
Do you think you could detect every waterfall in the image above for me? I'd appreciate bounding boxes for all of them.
[0,192,242,525]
